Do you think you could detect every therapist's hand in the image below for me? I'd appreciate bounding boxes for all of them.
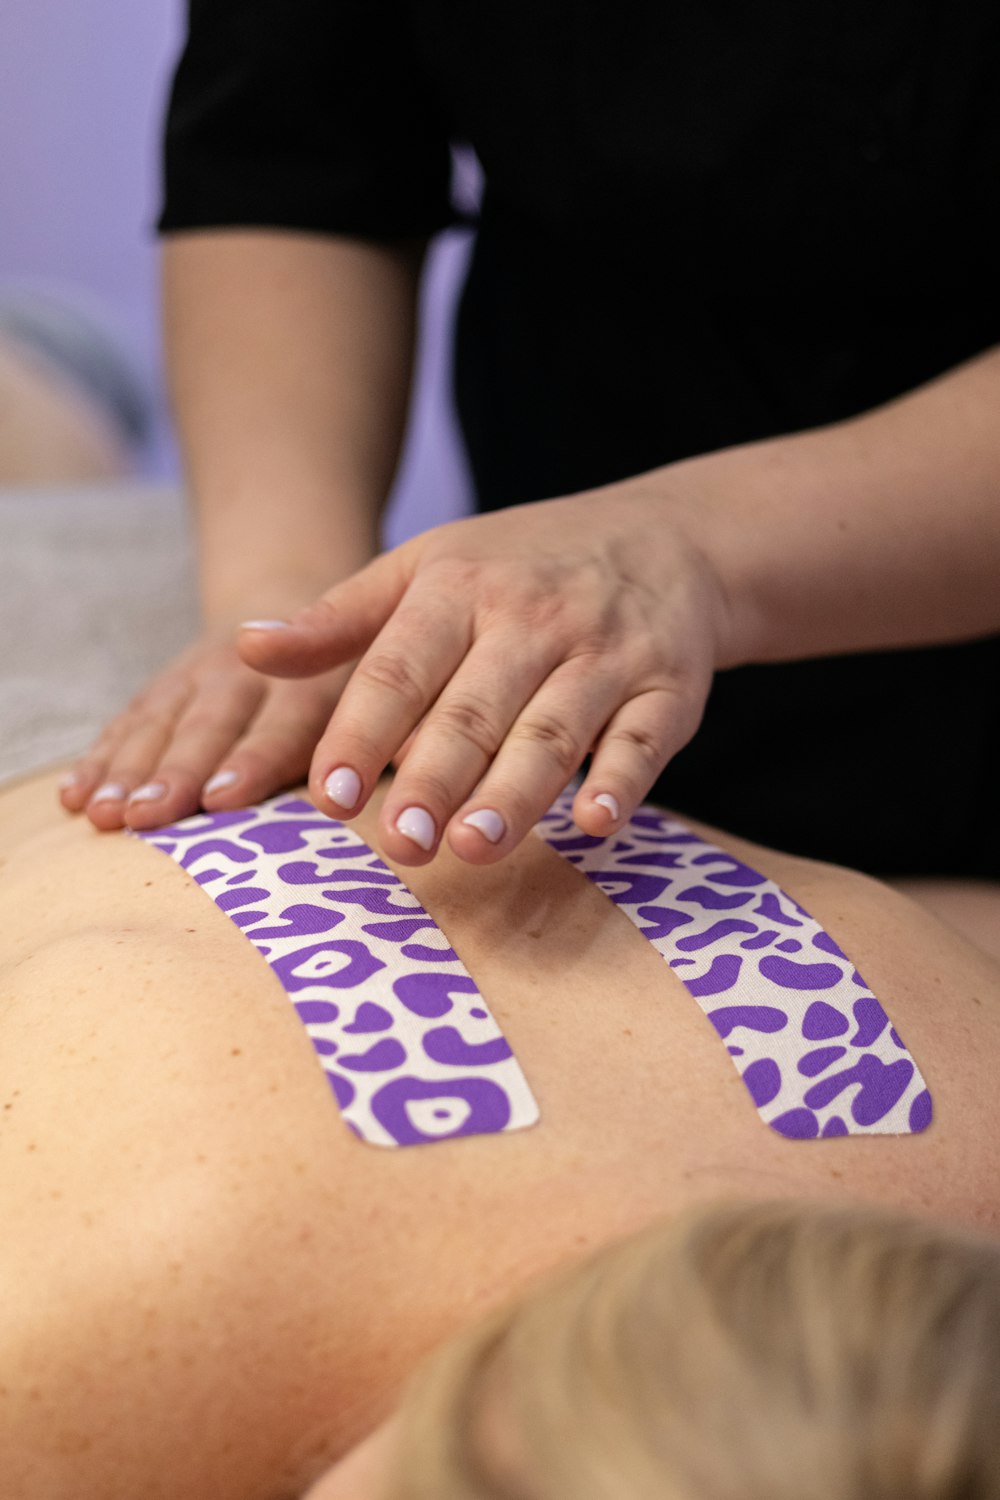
[238,484,735,865]
[59,631,352,831]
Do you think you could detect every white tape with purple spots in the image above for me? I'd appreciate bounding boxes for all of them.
[535,795,932,1139]
[132,797,539,1148]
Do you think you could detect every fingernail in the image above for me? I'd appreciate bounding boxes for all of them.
[324,766,361,810]
[595,792,620,821]
[203,768,239,796]
[128,782,167,805]
[239,619,289,631]
[461,808,505,844]
[58,771,80,790]
[395,806,436,851]
[90,782,127,804]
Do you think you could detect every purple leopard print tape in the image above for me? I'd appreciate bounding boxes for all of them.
[535,794,932,1139]
[131,797,539,1149]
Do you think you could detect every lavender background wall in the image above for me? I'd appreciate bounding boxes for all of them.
[0,0,472,541]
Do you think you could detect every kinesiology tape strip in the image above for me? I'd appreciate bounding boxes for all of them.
[132,797,539,1149]
[535,794,932,1139]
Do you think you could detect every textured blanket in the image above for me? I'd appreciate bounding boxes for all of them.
[0,484,197,784]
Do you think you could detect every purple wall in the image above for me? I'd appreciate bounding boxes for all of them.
[0,0,472,533]
[0,0,181,382]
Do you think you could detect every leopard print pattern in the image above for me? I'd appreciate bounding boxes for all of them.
[534,794,932,1138]
[132,797,540,1148]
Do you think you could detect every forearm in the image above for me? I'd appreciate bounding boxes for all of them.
[662,344,1000,667]
[162,229,423,626]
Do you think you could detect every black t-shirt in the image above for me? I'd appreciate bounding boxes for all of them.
[160,1,1000,876]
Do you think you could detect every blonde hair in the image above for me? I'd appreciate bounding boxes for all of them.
[383,1201,1000,1500]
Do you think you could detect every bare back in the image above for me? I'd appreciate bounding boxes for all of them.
[1,769,998,1500]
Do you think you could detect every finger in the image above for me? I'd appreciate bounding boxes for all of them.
[572,682,706,836]
[59,754,111,812]
[59,691,179,813]
[389,718,423,770]
[236,549,411,680]
[443,659,624,866]
[308,587,474,824]
[79,676,195,829]
[193,670,352,810]
[121,669,268,829]
[375,637,556,864]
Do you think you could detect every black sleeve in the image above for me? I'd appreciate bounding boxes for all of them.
[159,0,455,239]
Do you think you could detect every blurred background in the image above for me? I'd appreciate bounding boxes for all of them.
[0,0,475,782]
[0,0,473,538]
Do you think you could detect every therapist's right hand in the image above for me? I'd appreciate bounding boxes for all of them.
[59,630,351,831]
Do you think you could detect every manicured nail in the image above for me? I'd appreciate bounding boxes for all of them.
[395,806,435,851]
[203,768,239,796]
[324,766,361,810]
[239,619,289,631]
[58,771,80,790]
[595,792,620,821]
[90,782,127,804]
[461,808,505,844]
[128,781,167,805]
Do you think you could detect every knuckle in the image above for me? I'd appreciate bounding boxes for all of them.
[516,593,568,634]
[431,694,500,756]
[510,711,581,774]
[400,766,461,813]
[603,722,664,769]
[356,650,428,713]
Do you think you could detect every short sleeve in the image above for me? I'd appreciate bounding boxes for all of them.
[159,0,455,240]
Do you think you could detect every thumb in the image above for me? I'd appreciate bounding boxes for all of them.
[237,548,411,679]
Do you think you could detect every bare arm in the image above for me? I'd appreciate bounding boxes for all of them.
[238,343,1000,870]
[163,228,423,622]
[61,229,423,828]
[678,344,1000,667]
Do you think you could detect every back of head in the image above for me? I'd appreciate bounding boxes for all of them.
[387,1200,1000,1500]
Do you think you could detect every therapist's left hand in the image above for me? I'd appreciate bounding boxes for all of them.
[237,483,735,865]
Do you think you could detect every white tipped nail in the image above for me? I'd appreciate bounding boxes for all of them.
[595,792,620,821]
[58,771,79,790]
[461,808,505,844]
[91,782,127,804]
[395,806,435,851]
[324,766,361,810]
[128,781,167,805]
[203,768,239,796]
[239,618,289,631]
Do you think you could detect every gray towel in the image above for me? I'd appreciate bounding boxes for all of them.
[0,485,197,784]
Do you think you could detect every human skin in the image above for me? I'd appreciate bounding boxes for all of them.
[238,345,1000,871]
[59,230,420,830]
[59,227,1000,868]
[6,766,999,1499]
[0,336,131,484]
